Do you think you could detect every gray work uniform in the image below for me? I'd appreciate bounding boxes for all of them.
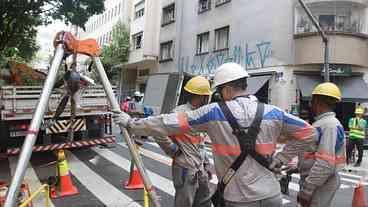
[155,103,211,207]
[126,97,316,205]
[298,112,346,207]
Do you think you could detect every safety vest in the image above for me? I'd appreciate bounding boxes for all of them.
[349,117,366,139]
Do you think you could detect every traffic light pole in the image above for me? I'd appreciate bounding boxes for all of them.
[298,0,330,82]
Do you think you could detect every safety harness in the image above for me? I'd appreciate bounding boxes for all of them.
[212,99,270,206]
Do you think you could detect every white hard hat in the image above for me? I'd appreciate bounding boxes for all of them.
[212,62,249,89]
[134,91,142,97]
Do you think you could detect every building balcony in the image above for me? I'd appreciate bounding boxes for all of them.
[294,0,368,66]
[294,32,368,66]
[295,1,368,35]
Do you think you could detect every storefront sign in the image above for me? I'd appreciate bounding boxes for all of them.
[321,64,352,77]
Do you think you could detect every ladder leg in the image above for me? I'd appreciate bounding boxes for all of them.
[4,44,65,207]
[93,57,162,207]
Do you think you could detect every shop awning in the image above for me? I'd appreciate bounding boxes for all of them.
[296,75,368,102]
[247,75,272,94]
[337,76,368,102]
[295,75,321,101]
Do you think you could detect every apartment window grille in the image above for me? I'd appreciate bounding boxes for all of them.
[162,4,175,26]
[135,1,145,19]
[214,26,229,51]
[133,32,143,50]
[160,41,174,61]
[196,32,210,54]
[199,0,211,13]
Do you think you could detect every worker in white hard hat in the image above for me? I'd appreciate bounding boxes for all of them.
[113,62,315,206]
[154,76,212,207]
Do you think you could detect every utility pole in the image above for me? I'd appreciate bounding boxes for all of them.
[298,0,330,82]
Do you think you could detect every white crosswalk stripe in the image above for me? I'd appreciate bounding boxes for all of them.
[66,151,142,207]
[92,146,176,196]
[8,156,55,207]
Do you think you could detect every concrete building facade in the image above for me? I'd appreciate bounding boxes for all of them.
[81,0,131,46]
[119,0,162,98]
[158,0,368,127]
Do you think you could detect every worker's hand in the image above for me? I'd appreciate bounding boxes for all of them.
[297,182,314,207]
[112,110,131,127]
[269,157,284,173]
[297,191,312,207]
[204,163,212,180]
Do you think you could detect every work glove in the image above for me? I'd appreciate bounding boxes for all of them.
[112,110,131,128]
[297,182,314,207]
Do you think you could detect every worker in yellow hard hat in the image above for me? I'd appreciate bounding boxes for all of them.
[347,106,367,167]
[149,76,213,207]
[297,82,346,207]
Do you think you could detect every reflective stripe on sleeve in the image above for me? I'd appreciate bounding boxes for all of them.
[293,126,314,140]
[303,151,346,165]
[177,112,191,133]
[174,134,204,144]
[255,143,276,155]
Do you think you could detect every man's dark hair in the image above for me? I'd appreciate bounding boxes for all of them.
[315,95,338,110]
[224,77,248,90]
[184,91,202,103]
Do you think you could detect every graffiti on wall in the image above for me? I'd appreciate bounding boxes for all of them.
[178,41,273,75]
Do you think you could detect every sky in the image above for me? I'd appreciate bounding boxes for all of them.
[34,20,69,68]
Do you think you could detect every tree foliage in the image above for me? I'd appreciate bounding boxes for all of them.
[98,21,130,84]
[0,0,105,61]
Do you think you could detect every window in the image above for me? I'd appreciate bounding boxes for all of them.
[135,0,145,19]
[215,0,231,7]
[214,26,229,51]
[133,32,143,50]
[199,0,211,13]
[160,41,173,61]
[196,32,210,54]
[162,4,175,26]
[319,15,335,31]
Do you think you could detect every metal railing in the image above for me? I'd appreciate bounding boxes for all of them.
[18,184,50,207]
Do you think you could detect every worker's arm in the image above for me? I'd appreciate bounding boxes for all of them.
[125,104,215,138]
[154,136,179,158]
[303,124,345,193]
[273,112,316,164]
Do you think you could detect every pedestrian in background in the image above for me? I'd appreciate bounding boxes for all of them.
[347,107,367,167]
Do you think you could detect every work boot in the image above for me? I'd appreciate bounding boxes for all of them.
[354,162,361,167]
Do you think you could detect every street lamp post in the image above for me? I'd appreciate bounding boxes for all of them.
[298,0,330,82]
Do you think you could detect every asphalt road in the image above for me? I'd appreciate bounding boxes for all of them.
[1,128,367,207]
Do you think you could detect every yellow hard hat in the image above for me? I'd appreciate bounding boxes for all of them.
[312,82,341,102]
[355,107,364,114]
[184,76,212,96]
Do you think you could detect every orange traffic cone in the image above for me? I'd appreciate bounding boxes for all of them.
[352,183,367,207]
[124,162,144,190]
[50,150,79,198]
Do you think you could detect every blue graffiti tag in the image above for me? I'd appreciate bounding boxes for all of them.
[181,41,272,75]
[256,41,271,68]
